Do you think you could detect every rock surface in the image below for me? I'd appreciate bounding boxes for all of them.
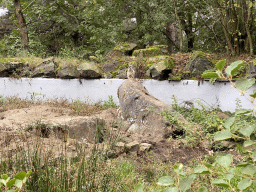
[185,53,213,76]
[32,57,58,78]
[118,79,187,141]
[146,56,174,80]
[78,62,102,79]
[43,116,105,143]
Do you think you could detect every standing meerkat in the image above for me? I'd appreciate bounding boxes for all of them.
[127,65,135,79]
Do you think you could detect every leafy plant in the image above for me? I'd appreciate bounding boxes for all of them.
[0,171,32,192]
[103,95,119,109]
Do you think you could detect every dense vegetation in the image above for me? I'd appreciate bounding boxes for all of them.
[0,0,256,58]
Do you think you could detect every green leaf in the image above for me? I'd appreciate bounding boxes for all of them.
[5,190,18,192]
[239,125,255,137]
[197,186,208,192]
[6,179,16,189]
[216,154,233,167]
[235,109,252,116]
[214,130,232,141]
[1,174,9,180]
[173,163,186,176]
[235,78,255,91]
[202,162,212,169]
[237,179,252,191]
[224,117,235,130]
[135,183,144,192]
[225,173,234,181]
[26,171,32,178]
[165,187,179,192]
[244,140,255,147]
[241,164,256,176]
[14,172,26,181]
[212,179,230,188]
[157,176,174,186]
[202,72,219,79]
[225,60,243,76]
[250,89,256,98]
[15,179,23,189]
[252,149,256,161]
[216,59,226,71]
[236,162,250,167]
[179,174,196,191]
[194,166,210,174]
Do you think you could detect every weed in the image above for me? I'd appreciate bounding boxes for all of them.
[103,95,119,109]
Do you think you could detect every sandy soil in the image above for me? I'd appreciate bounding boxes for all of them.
[0,104,210,164]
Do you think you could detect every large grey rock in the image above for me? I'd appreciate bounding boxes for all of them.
[78,62,102,79]
[57,66,78,79]
[146,56,174,80]
[32,57,58,78]
[43,116,105,143]
[246,61,256,78]
[118,79,187,141]
[185,56,213,76]
[0,62,25,77]
[105,43,137,61]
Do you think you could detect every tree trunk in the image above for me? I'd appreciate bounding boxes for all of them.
[186,12,194,52]
[14,0,29,52]
[174,0,183,52]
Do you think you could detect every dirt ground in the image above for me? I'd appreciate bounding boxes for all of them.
[0,104,212,164]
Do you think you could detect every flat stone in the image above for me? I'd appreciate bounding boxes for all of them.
[140,143,152,152]
[125,141,140,152]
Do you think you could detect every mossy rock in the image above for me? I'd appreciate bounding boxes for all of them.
[145,56,174,69]
[77,62,102,79]
[114,43,137,53]
[132,45,168,57]
[146,56,174,80]
[192,51,206,60]
[169,74,182,80]
[185,53,213,76]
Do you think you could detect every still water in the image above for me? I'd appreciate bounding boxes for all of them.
[0,78,255,112]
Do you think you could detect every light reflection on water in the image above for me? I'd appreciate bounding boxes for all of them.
[0,78,255,112]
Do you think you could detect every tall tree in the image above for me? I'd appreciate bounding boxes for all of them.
[212,0,256,55]
[13,0,29,52]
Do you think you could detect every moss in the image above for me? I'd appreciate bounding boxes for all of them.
[132,45,168,57]
[163,57,175,69]
[192,51,206,59]
[110,70,118,78]
[114,43,132,53]
[253,59,256,66]
[0,57,44,69]
[169,74,182,80]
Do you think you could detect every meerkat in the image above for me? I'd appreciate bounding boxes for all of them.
[127,65,135,79]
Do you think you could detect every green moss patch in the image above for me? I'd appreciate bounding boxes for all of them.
[133,45,168,57]
[192,51,206,60]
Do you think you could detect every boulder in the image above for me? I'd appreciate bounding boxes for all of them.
[146,56,174,80]
[0,62,25,77]
[118,79,188,141]
[77,62,102,79]
[32,57,58,78]
[42,116,105,143]
[57,66,79,79]
[185,52,213,76]
[246,61,256,78]
[105,43,137,61]
[133,45,168,57]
